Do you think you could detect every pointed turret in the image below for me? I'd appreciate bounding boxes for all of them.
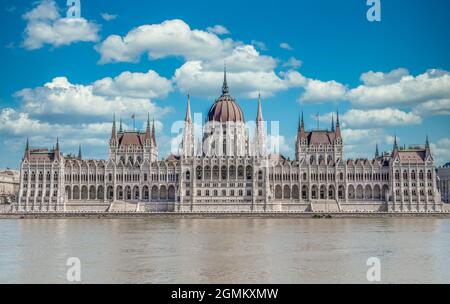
[152,118,157,147]
[425,135,432,158]
[145,113,151,141]
[299,110,306,139]
[24,138,30,160]
[375,143,379,158]
[222,64,229,96]
[331,114,335,132]
[185,94,192,123]
[78,145,82,160]
[335,110,341,138]
[111,114,117,139]
[56,137,60,151]
[256,94,263,122]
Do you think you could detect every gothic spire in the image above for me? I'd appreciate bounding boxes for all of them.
[393,135,398,151]
[256,94,263,122]
[331,114,335,132]
[375,143,379,158]
[119,118,123,133]
[78,145,82,160]
[426,135,430,148]
[145,113,151,140]
[185,94,192,123]
[335,109,341,138]
[222,63,229,95]
[152,118,157,146]
[56,137,60,151]
[111,114,117,139]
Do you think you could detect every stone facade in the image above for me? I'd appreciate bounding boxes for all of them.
[437,163,450,204]
[0,169,19,204]
[15,72,443,213]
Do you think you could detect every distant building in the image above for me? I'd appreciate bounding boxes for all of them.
[15,71,443,213]
[0,169,20,204]
[437,163,450,204]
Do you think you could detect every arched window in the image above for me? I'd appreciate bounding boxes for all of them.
[196,166,203,180]
[185,170,191,181]
[221,166,227,180]
[246,166,253,180]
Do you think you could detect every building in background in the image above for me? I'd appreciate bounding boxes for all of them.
[15,71,443,213]
[0,169,20,204]
[437,163,450,204]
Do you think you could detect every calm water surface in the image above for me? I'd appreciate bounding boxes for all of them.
[0,218,449,283]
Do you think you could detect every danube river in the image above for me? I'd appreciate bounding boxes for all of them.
[0,218,449,284]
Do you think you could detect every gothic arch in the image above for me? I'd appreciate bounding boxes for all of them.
[365,185,373,199]
[168,185,176,201]
[160,186,168,200]
[81,186,88,200]
[116,186,123,200]
[275,185,282,199]
[348,185,355,199]
[292,185,299,199]
[142,186,149,201]
[373,184,381,200]
[356,185,364,199]
[283,185,291,199]
[328,185,335,200]
[89,186,96,200]
[151,186,158,200]
[97,186,104,200]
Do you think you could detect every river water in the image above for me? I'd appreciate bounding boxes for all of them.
[0,218,449,284]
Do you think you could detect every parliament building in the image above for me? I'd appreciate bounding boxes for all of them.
[16,70,443,213]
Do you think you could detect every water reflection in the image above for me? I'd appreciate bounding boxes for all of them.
[0,219,449,283]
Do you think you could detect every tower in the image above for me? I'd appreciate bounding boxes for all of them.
[182,94,195,158]
[254,94,267,157]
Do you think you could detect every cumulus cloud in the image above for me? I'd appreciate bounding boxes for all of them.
[15,76,171,119]
[96,19,234,63]
[283,57,302,69]
[206,25,230,35]
[321,108,422,128]
[300,79,347,103]
[22,0,100,50]
[173,61,306,98]
[100,13,118,21]
[412,99,450,116]
[431,138,450,166]
[92,70,173,99]
[347,69,450,108]
[280,42,293,50]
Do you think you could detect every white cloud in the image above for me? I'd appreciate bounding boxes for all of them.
[283,57,302,69]
[96,19,234,63]
[15,76,171,119]
[431,138,450,166]
[267,135,293,156]
[300,79,347,103]
[251,40,267,51]
[322,108,421,128]
[92,70,173,99]
[206,25,230,35]
[280,42,293,50]
[412,98,450,116]
[101,13,118,21]
[173,61,306,98]
[347,69,450,108]
[22,0,100,50]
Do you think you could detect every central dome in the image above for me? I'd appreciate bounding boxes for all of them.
[207,68,245,123]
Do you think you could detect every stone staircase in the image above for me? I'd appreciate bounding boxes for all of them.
[108,201,139,213]
[310,200,341,213]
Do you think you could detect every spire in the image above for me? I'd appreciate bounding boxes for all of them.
[425,135,432,158]
[78,145,82,160]
[375,143,379,158]
[145,113,151,140]
[222,63,229,95]
[335,109,341,138]
[56,137,60,151]
[111,114,117,139]
[331,114,335,132]
[24,138,30,159]
[256,94,263,122]
[393,135,398,151]
[152,118,157,146]
[426,135,430,148]
[185,94,192,123]
[298,110,306,139]
[119,118,123,133]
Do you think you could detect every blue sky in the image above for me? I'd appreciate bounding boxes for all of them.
[1,0,450,168]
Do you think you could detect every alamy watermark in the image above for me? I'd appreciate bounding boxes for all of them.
[367,0,381,22]
[66,257,81,282]
[366,257,381,282]
[67,0,81,18]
